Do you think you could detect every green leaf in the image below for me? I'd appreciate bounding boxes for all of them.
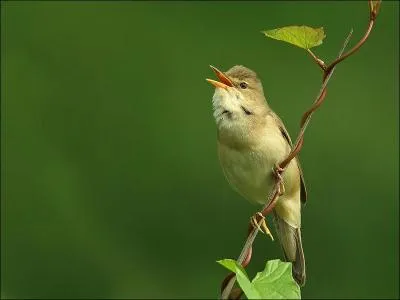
[218,259,301,299]
[263,25,325,49]
[217,259,261,299]
[252,259,301,299]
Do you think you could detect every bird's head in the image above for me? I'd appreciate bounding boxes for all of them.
[206,65,268,128]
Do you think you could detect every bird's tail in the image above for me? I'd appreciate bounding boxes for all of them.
[273,211,306,286]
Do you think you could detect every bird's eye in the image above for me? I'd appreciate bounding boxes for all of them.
[239,82,248,89]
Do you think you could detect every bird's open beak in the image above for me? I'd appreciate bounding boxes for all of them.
[206,65,233,89]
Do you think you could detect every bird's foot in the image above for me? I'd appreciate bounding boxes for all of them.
[250,212,274,241]
[273,163,285,196]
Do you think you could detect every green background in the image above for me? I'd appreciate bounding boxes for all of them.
[1,1,398,298]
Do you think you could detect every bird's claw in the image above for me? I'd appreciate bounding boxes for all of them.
[273,163,285,196]
[250,212,274,241]
[274,163,285,174]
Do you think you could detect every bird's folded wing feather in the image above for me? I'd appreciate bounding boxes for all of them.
[269,111,307,204]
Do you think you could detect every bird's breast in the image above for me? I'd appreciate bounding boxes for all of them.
[218,129,289,205]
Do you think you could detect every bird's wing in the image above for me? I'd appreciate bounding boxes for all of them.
[269,111,307,204]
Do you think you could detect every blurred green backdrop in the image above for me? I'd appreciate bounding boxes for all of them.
[1,1,398,299]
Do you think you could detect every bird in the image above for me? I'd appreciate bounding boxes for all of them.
[206,65,307,286]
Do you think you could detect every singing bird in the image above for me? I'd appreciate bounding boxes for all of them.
[206,65,307,286]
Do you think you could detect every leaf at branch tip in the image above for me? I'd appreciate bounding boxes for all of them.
[263,25,325,50]
[218,259,301,299]
[370,0,381,16]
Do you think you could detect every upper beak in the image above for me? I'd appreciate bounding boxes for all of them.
[206,65,233,89]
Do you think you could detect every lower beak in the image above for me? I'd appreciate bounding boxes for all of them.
[206,65,233,89]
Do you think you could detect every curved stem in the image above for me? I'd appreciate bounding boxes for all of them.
[326,20,374,74]
[280,28,353,169]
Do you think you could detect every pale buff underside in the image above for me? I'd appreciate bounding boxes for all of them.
[217,113,302,229]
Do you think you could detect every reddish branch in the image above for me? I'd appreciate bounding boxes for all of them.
[221,1,381,299]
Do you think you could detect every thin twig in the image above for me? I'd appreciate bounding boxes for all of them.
[281,28,354,168]
[221,1,380,297]
[306,49,326,71]
[221,186,280,299]
[326,20,374,74]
